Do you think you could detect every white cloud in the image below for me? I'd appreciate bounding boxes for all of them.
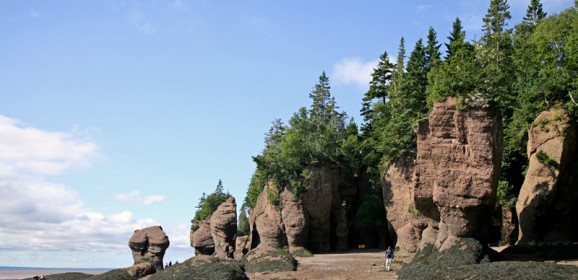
[331,57,379,89]
[143,195,166,205]
[0,116,98,177]
[0,115,174,267]
[115,190,166,205]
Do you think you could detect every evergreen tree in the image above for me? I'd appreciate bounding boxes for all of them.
[480,0,514,118]
[237,206,250,236]
[523,0,547,25]
[192,180,230,223]
[425,27,442,72]
[445,18,465,58]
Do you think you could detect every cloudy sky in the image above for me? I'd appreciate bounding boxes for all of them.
[0,0,574,269]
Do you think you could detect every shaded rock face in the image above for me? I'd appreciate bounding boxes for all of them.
[414,97,502,240]
[516,108,578,245]
[190,220,215,255]
[248,165,359,254]
[301,165,355,252]
[280,188,309,253]
[210,196,237,258]
[128,226,170,271]
[383,157,430,253]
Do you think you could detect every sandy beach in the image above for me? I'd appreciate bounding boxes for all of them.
[0,269,107,280]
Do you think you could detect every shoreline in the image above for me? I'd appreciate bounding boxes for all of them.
[0,269,108,280]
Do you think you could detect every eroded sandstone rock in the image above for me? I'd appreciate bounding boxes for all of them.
[280,188,309,253]
[190,220,215,255]
[415,97,502,240]
[250,183,286,249]
[516,108,578,245]
[128,226,170,271]
[210,196,237,258]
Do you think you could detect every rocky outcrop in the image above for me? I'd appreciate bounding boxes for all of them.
[242,247,298,273]
[516,108,578,246]
[149,256,248,280]
[128,226,170,271]
[280,188,309,253]
[234,236,249,261]
[247,164,360,254]
[210,196,237,258]
[398,96,502,272]
[250,183,286,249]
[190,220,215,255]
[414,97,502,243]
[383,157,430,253]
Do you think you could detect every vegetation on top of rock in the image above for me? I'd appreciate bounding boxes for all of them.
[244,72,360,209]
[191,179,230,228]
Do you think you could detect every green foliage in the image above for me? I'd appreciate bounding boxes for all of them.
[497,180,517,208]
[536,150,560,169]
[355,195,386,229]
[237,207,250,236]
[408,203,421,217]
[192,180,230,223]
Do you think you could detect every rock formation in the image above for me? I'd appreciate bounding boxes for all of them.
[234,235,249,261]
[280,188,309,254]
[190,220,215,255]
[210,196,238,258]
[383,157,429,253]
[247,164,360,254]
[128,226,170,271]
[249,183,286,249]
[414,96,502,242]
[301,165,355,252]
[516,108,578,245]
[149,256,249,280]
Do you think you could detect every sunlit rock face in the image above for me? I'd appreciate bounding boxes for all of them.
[129,225,170,271]
[414,97,502,241]
[210,196,238,258]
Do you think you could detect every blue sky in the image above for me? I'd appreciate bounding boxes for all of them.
[0,0,573,269]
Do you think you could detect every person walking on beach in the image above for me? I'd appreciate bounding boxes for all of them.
[385,246,394,271]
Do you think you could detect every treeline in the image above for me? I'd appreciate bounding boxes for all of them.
[194,0,578,235]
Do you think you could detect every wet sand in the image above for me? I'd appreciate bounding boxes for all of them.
[0,269,107,280]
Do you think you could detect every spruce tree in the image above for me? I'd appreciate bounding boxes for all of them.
[425,27,442,72]
[523,0,547,25]
[480,0,514,119]
[445,18,465,58]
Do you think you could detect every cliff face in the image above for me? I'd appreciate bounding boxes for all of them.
[516,108,578,245]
